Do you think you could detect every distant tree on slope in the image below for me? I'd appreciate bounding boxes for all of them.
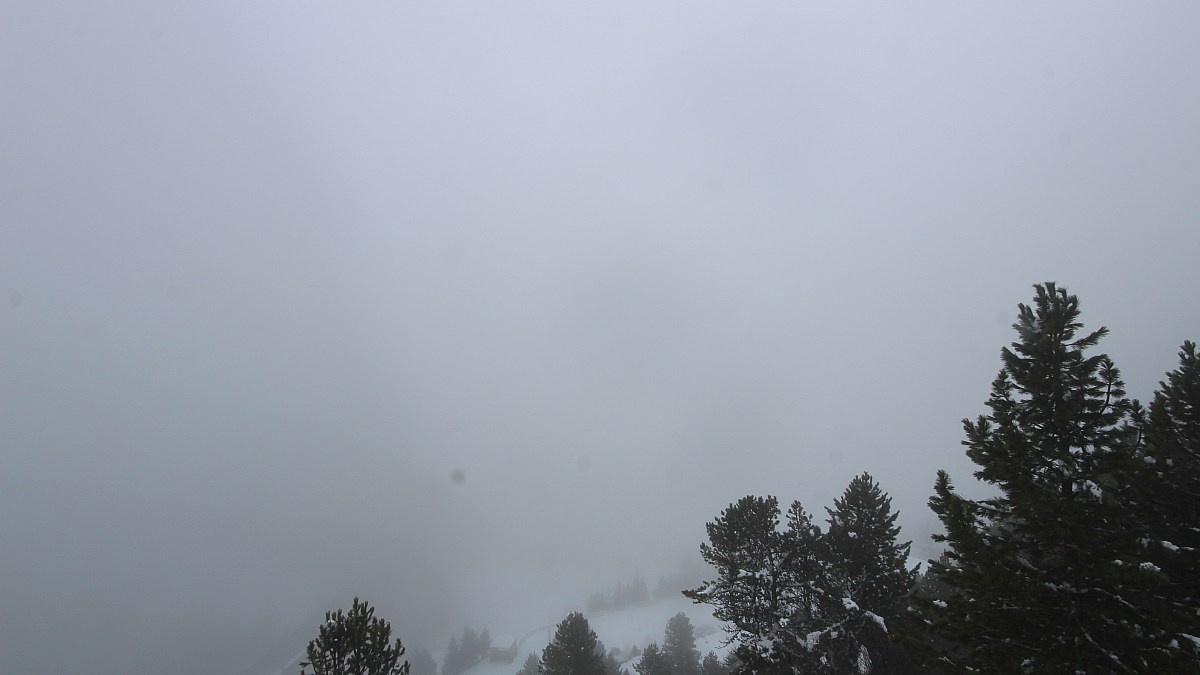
[661,613,700,675]
[599,642,623,675]
[633,642,669,675]
[541,613,606,675]
[409,649,437,675]
[444,627,490,675]
[516,652,540,675]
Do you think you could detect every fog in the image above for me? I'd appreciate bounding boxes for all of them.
[3,2,1199,673]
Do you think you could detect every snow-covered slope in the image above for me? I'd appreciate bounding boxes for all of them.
[457,594,731,675]
[269,592,732,675]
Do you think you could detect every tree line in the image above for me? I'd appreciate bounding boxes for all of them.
[684,282,1199,673]
[300,282,1199,673]
[528,611,722,675]
[587,574,651,613]
[684,474,916,674]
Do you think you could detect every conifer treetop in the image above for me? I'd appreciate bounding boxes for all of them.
[301,597,409,675]
[922,282,1195,672]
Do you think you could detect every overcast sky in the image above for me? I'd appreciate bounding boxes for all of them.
[3,2,1199,673]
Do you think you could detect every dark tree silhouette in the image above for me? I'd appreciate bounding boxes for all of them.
[661,614,700,675]
[300,597,409,675]
[922,283,1196,671]
[541,613,606,675]
[633,643,668,675]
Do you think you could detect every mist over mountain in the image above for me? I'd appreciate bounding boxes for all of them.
[3,2,1199,673]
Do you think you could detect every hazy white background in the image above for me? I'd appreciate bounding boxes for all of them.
[3,2,1199,673]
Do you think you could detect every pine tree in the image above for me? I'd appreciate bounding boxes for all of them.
[777,501,847,675]
[922,282,1174,671]
[825,474,919,674]
[630,575,650,605]
[684,496,793,673]
[826,473,917,621]
[661,614,701,675]
[601,648,623,675]
[1129,341,1200,665]
[479,629,492,660]
[587,591,611,613]
[516,652,540,675]
[443,636,461,675]
[699,653,727,675]
[633,643,669,675]
[594,639,622,675]
[300,597,410,675]
[444,627,490,675]
[689,486,924,673]
[409,649,438,675]
[685,497,847,674]
[541,613,606,675]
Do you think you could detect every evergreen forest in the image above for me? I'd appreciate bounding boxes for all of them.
[304,283,1199,674]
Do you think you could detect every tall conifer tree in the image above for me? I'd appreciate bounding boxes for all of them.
[922,283,1186,671]
[684,495,790,667]
[1127,341,1200,667]
[662,613,701,675]
[826,473,917,622]
[826,473,919,674]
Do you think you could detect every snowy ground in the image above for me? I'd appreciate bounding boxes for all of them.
[270,593,732,675]
[453,594,732,675]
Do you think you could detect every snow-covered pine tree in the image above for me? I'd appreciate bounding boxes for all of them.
[684,495,790,671]
[541,613,606,675]
[777,501,847,675]
[684,496,800,673]
[923,282,1171,672]
[825,473,919,674]
[686,496,855,674]
[1128,341,1200,667]
[826,473,917,621]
